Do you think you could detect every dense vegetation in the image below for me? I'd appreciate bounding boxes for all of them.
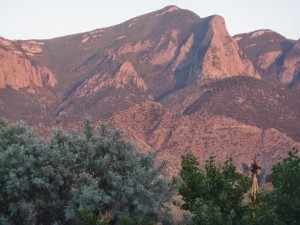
[176,154,250,225]
[0,119,172,225]
[246,148,300,225]
[177,149,300,225]
[0,120,299,225]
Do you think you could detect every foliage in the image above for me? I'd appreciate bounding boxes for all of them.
[75,208,99,225]
[177,149,300,225]
[115,214,155,225]
[270,147,300,224]
[177,153,250,225]
[115,214,136,225]
[0,119,172,225]
[248,148,300,225]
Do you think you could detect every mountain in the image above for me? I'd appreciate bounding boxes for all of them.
[110,76,300,174]
[234,30,300,89]
[0,5,299,174]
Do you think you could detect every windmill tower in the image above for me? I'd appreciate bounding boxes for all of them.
[250,157,261,199]
[242,130,267,199]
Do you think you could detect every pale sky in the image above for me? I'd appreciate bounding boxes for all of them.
[1,0,299,40]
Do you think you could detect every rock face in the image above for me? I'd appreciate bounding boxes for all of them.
[0,37,57,90]
[0,49,57,90]
[111,61,148,90]
[199,16,258,80]
[279,40,300,88]
[78,61,147,95]
[0,38,57,124]
[234,30,300,89]
[0,6,299,175]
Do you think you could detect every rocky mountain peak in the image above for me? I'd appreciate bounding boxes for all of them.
[198,15,259,80]
[208,15,227,33]
[234,29,299,88]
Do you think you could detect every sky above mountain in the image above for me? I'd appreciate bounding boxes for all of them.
[1,0,299,40]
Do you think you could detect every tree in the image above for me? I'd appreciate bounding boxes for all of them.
[65,120,172,225]
[271,147,300,224]
[176,150,300,225]
[0,121,44,224]
[0,119,172,225]
[248,148,300,225]
[177,153,250,225]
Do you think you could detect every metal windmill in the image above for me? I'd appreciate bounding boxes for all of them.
[242,130,267,199]
[242,155,266,199]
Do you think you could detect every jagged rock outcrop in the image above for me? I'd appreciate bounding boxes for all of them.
[114,61,148,90]
[278,40,300,87]
[78,61,147,96]
[0,48,57,90]
[234,30,300,88]
[199,16,259,80]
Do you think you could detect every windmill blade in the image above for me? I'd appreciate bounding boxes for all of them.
[258,153,267,185]
[242,162,249,173]
[258,168,267,185]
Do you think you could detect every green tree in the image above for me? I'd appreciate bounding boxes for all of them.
[75,208,99,225]
[65,120,172,225]
[271,148,300,224]
[0,121,83,224]
[177,153,250,225]
[248,148,300,225]
[0,119,172,225]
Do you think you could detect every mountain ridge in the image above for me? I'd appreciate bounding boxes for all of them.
[0,5,299,174]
